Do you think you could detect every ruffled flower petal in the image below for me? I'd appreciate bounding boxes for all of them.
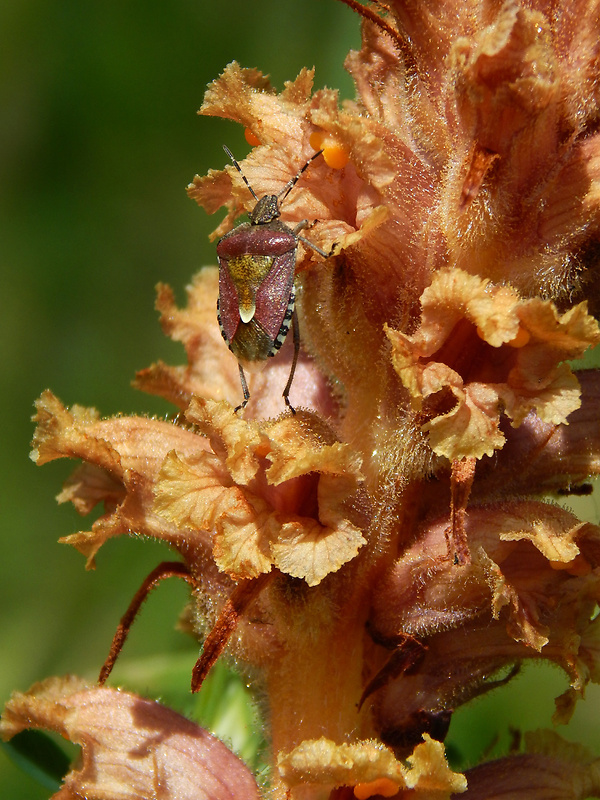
[386,268,600,460]
[366,500,600,743]
[30,390,209,566]
[270,506,365,588]
[475,369,600,497]
[277,734,466,798]
[189,61,395,249]
[134,270,242,409]
[372,500,600,643]
[154,404,364,585]
[0,676,260,800]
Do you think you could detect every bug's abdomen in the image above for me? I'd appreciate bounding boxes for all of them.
[227,316,281,366]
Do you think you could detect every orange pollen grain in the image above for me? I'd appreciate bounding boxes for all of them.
[323,144,350,170]
[507,327,531,348]
[310,130,349,169]
[549,556,591,576]
[244,128,261,147]
[310,130,326,150]
[353,778,400,799]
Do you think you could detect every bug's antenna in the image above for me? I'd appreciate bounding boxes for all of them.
[223,144,259,203]
[278,149,323,203]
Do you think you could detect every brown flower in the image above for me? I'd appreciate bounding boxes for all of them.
[6,1,600,798]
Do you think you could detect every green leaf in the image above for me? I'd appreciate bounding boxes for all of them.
[1,729,71,791]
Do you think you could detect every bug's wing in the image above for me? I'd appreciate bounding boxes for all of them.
[254,249,296,342]
[217,255,241,345]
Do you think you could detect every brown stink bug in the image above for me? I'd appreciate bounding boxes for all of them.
[216,145,331,413]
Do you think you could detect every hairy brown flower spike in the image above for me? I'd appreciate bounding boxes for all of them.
[4,1,600,799]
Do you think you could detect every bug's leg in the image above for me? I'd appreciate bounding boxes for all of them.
[296,222,336,259]
[297,234,331,258]
[234,363,250,413]
[98,561,194,685]
[293,219,310,235]
[283,309,300,414]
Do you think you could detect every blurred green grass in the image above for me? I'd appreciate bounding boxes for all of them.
[0,2,356,794]
[1,1,599,796]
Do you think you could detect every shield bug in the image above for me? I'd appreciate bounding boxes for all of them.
[216,145,330,413]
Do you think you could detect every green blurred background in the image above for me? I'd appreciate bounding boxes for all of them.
[1,1,598,796]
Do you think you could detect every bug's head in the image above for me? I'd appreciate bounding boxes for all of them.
[249,194,281,225]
